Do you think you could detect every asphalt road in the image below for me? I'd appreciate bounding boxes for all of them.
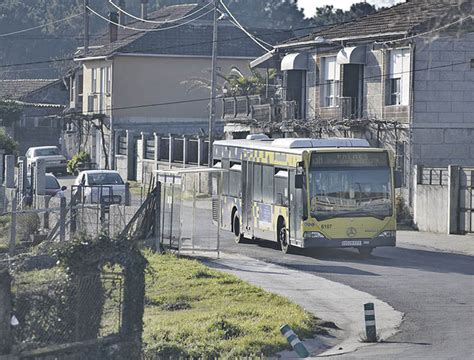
[55,179,473,359]
[217,231,474,359]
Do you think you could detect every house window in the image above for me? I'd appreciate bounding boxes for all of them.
[105,67,111,94]
[99,67,105,113]
[70,77,75,102]
[388,48,410,105]
[91,68,97,93]
[78,74,83,105]
[322,56,339,107]
[390,78,401,105]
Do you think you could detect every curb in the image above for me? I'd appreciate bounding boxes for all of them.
[200,252,403,358]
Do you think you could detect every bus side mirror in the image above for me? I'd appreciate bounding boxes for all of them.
[295,174,303,189]
[394,170,403,189]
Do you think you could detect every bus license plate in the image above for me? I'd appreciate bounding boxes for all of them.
[342,240,362,246]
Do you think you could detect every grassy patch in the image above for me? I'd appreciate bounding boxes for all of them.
[127,180,145,196]
[143,252,323,359]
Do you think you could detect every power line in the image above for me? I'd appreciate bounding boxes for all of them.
[18,59,469,119]
[87,5,214,32]
[0,12,83,38]
[0,11,470,69]
[219,0,272,52]
[380,14,474,44]
[108,0,213,25]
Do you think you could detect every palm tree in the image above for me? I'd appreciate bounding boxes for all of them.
[181,66,277,98]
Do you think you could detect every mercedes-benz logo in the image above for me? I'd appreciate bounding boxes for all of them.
[346,227,357,238]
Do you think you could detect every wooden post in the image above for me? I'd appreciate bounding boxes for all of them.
[0,268,12,355]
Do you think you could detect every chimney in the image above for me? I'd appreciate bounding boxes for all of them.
[141,0,149,20]
[109,11,119,43]
[119,0,127,25]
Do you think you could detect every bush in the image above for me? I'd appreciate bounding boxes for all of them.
[395,195,411,223]
[67,151,90,175]
[0,128,18,155]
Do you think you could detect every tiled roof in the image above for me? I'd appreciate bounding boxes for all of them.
[79,4,293,58]
[0,79,58,100]
[289,0,472,44]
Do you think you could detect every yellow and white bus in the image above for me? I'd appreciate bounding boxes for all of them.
[213,136,398,255]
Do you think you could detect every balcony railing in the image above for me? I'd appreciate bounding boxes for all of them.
[222,95,296,124]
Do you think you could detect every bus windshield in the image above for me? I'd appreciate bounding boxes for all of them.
[309,167,392,221]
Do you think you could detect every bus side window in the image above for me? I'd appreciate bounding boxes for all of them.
[253,164,262,202]
[262,165,274,203]
[222,159,230,195]
[274,168,288,206]
[229,162,241,197]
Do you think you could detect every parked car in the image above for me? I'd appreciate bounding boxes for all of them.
[24,173,67,206]
[73,170,126,205]
[25,146,67,176]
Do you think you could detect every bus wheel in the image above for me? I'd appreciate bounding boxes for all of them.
[278,223,290,254]
[233,215,243,244]
[358,247,374,257]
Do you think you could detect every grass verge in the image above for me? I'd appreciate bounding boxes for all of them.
[143,251,325,359]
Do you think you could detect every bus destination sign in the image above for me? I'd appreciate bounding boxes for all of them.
[311,152,389,168]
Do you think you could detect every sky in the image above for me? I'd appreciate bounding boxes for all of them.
[298,0,405,18]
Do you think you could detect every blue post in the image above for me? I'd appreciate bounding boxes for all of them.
[280,324,309,358]
[364,302,377,342]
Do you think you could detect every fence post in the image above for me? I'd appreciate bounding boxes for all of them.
[154,184,161,252]
[168,134,174,169]
[197,137,203,166]
[447,165,460,234]
[154,132,160,171]
[126,130,135,181]
[4,155,15,189]
[0,268,12,355]
[59,196,66,242]
[9,196,17,253]
[35,159,46,197]
[183,135,189,168]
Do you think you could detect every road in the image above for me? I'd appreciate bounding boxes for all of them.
[57,178,473,359]
[217,231,474,359]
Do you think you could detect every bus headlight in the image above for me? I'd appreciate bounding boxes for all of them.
[378,230,395,238]
[304,231,326,239]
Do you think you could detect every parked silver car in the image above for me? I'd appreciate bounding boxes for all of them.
[73,170,126,204]
[25,146,67,176]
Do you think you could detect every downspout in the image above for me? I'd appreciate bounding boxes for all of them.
[109,60,115,170]
[408,40,416,208]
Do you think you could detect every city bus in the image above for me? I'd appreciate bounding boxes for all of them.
[213,136,398,255]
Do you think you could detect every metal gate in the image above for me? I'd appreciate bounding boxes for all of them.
[459,167,474,233]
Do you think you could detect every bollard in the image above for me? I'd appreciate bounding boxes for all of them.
[280,324,309,358]
[364,302,377,342]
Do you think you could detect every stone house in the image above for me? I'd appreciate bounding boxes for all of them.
[0,79,68,155]
[68,3,292,170]
[245,0,473,208]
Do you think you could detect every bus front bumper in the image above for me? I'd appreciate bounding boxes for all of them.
[302,233,396,248]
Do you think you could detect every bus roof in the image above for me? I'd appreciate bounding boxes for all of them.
[214,137,373,155]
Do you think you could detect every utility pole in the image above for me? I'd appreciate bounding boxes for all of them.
[208,0,219,167]
[84,0,89,55]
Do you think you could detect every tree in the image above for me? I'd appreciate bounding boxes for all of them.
[155,0,308,29]
[310,2,378,27]
[181,66,277,97]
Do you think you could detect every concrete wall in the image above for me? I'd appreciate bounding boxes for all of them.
[414,184,448,233]
[412,32,474,167]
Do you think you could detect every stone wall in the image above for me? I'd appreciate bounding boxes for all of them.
[414,183,449,233]
[412,32,474,167]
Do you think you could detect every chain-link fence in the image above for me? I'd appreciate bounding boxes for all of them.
[10,268,124,352]
[158,169,224,256]
[0,197,64,255]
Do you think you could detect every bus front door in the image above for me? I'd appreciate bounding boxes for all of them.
[241,160,254,237]
[289,170,299,243]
